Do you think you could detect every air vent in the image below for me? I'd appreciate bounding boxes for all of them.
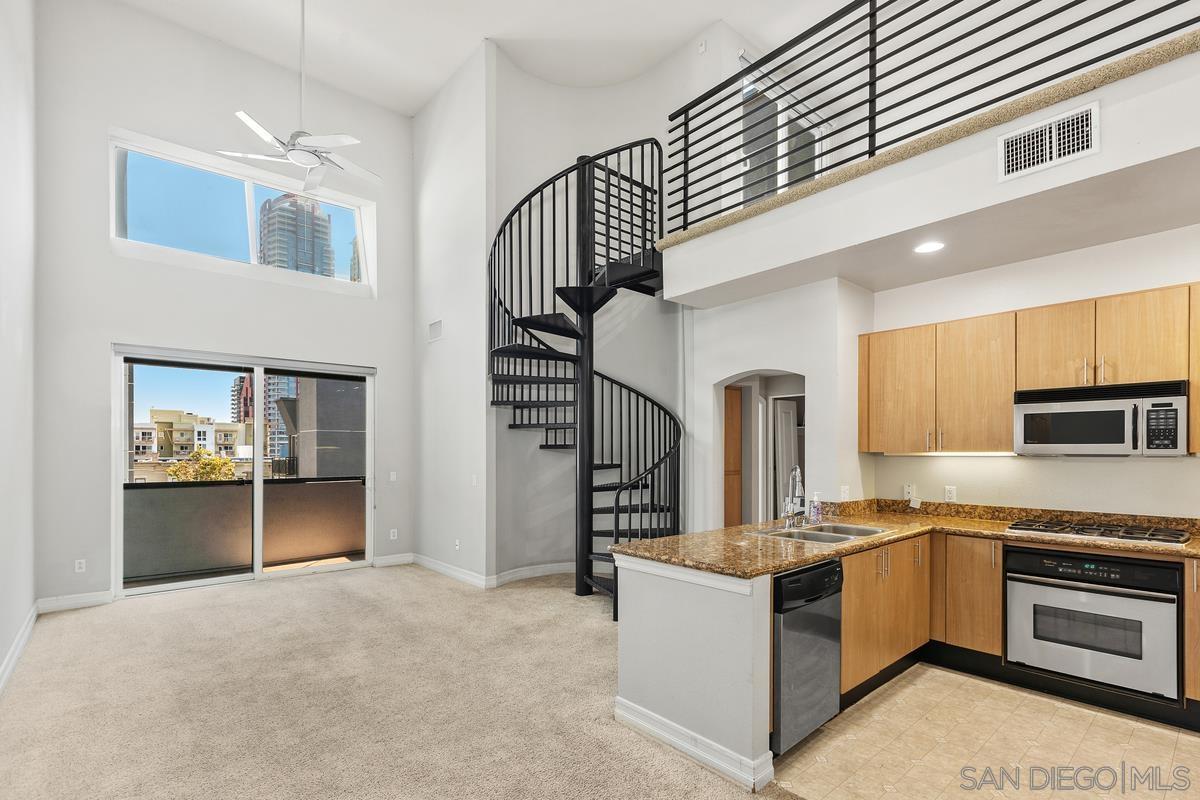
[998,103,1098,181]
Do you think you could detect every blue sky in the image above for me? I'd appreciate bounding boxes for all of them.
[132,364,243,424]
[125,150,359,280]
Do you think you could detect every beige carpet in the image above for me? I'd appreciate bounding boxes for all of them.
[0,566,796,799]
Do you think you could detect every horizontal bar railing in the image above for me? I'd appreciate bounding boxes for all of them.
[666,0,1200,233]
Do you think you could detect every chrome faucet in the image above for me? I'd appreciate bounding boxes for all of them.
[783,465,805,529]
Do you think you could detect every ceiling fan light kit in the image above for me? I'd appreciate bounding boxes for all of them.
[216,0,379,191]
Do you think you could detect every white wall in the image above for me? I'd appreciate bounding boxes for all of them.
[413,43,494,579]
[682,279,874,532]
[487,30,760,572]
[34,0,414,600]
[0,0,36,679]
[873,224,1200,517]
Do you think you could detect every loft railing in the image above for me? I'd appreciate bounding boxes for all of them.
[666,0,1200,233]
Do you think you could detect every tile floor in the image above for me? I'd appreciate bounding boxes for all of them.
[772,664,1200,799]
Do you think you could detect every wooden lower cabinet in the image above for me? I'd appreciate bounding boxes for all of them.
[841,537,931,692]
[841,547,885,692]
[1187,559,1200,703]
[945,535,1004,656]
[890,536,931,657]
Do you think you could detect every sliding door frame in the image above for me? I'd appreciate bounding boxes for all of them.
[111,344,377,600]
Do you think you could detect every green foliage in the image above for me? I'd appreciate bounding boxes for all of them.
[166,447,235,482]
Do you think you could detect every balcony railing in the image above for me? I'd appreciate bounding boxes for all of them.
[665,0,1200,234]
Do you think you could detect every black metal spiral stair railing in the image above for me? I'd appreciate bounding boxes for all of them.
[488,139,681,614]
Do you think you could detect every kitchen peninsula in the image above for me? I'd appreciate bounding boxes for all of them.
[610,502,1200,792]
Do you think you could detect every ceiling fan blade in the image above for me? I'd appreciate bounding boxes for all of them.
[217,150,290,162]
[294,133,360,149]
[303,164,328,192]
[327,153,381,183]
[235,111,285,151]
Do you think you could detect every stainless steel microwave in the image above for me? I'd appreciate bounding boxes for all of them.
[1013,381,1188,457]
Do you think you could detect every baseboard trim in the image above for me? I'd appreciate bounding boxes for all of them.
[488,561,574,588]
[36,590,114,614]
[0,604,37,696]
[373,553,415,568]
[614,695,774,791]
[412,554,488,589]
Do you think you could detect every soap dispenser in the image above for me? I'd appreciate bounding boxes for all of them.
[809,492,823,525]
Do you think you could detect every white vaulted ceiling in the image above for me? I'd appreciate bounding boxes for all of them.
[116,0,844,114]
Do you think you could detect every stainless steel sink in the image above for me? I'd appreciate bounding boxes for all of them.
[801,523,886,537]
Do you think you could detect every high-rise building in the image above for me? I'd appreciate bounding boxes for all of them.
[229,374,252,423]
[230,373,297,460]
[349,235,361,283]
[258,194,334,277]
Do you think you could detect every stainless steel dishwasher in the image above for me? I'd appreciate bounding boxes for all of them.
[771,559,843,755]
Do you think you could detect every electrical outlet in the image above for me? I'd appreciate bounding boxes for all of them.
[455,539,461,551]
[698,39,707,54]
[74,559,86,573]
[389,471,397,482]
[903,483,916,501]
[944,485,957,502]
[839,485,850,502]
[471,474,478,487]
[389,528,398,541]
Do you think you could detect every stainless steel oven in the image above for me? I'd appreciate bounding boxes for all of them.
[1005,548,1182,701]
[1013,380,1187,457]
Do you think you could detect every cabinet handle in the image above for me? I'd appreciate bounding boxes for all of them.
[915,540,921,566]
[991,542,996,569]
[938,429,944,451]
[1193,561,1197,593]
[926,430,931,451]
[886,548,891,577]
[1099,356,1106,385]
[1082,356,1089,386]
[877,551,885,577]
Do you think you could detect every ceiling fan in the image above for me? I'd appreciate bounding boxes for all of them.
[217,0,379,192]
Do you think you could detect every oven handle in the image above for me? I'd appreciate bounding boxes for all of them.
[1006,573,1178,603]
[1132,403,1139,453]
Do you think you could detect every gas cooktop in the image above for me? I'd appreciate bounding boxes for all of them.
[1006,518,1191,546]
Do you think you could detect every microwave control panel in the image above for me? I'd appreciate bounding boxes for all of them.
[1145,405,1179,451]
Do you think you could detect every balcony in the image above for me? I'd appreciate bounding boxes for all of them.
[660,1,1200,307]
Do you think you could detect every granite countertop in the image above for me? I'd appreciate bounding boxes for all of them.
[609,510,1200,579]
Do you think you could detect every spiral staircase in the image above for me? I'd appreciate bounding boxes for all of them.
[488,139,682,618]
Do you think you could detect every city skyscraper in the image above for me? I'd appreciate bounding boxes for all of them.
[258,194,334,277]
[349,235,361,283]
[229,373,297,460]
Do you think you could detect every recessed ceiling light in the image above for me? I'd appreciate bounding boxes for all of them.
[914,241,945,254]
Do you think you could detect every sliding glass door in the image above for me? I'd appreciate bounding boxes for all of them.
[122,360,255,588]
[120,355,369,591]
[262,370,367,571]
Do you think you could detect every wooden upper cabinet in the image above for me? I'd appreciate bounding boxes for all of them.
[945,535,1003,656]
[1016,300,1096,390]
[936,312,1016,452]
[858,335,870,453]
[1095,286,1189,385]
[1190,285,1199,455]
[868,325,936,453]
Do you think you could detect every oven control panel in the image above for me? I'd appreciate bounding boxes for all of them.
[1146,405,1180,450]
[1005,548,1181,593]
